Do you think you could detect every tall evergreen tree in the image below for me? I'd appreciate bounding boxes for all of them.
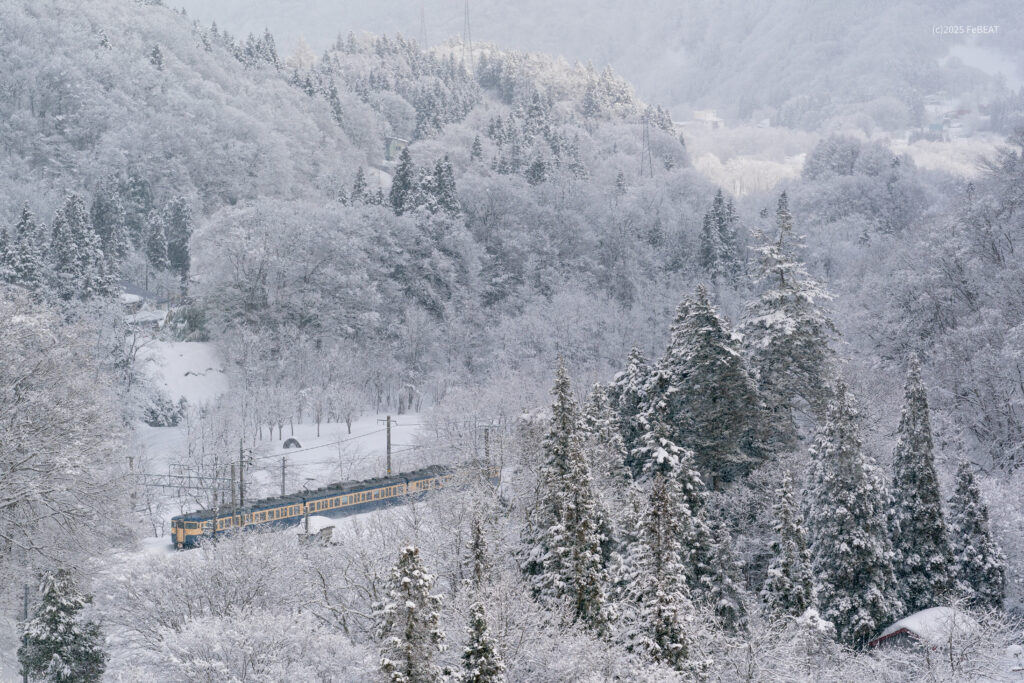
[948,460,1006,610]
[470,135,483,161]
[461,603,506,683]
[522,360,614,634]
[121,173,154,248]
[50,194,108,300]
[580,384,631,497]
[805,383,902,647]
[706,520,749,634]
[760,473,814,617]
[163,196,193,281]
[5,204,47,290]
[889,355,953,613]
[89,176,126,248]
[375,546,446,683]
[145,211,169,271]
[699,189,739,281]
[619,470,692,671]
[351,166,368,203]
[525,155,548,186]
[643,286,763,484]
[632,422,716,600]
[18,569,106,683]
[741,191,836,448]
[431,155,461,216]
[467,513,490,592]
[0,226,9,281]
[606,346,650,472]
[389,147,416,215]
[698,211,724,281]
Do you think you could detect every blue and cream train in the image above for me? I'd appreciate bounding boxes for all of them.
[171,463,490,549]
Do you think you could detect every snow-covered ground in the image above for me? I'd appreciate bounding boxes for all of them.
[138,340,229,405]
[132,340,430,546]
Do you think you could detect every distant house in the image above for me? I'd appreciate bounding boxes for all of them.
[126,309,168,331]
[385,137,409,161]
[868,607,979,649]
[120,282,171,330]
[692,109,724,129]
[120,292,143,314]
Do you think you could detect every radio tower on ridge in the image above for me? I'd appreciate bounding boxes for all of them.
[462,0,473,74]
[640,110,654,178]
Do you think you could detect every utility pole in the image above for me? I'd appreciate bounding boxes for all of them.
[386,414,392,476]
[21,583,28,683]
[127,455,136,511]
[483,427,490,462]
[281,457,287,496]
[238,439,245,508]
[230,462,237,529]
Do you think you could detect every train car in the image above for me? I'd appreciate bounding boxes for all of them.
[170,463,495,549]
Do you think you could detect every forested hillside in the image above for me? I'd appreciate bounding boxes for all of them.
[2,1,1024,681]
[178,0,1024,127]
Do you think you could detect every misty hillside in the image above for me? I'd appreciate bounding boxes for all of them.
[177,0,1024,126]
[2,0,1024,681]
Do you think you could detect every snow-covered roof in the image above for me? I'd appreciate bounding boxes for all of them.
[870,607,980,648]
[126,310,168,327]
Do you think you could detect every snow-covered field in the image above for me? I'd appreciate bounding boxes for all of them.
[133,340,430,547]
[138,341,229,406]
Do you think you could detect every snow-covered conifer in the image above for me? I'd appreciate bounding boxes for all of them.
[805,382,902,647]
[707,520,749,633]
[631,422,715,600]
[375,546,446,683]
[644,286,763,483]
[461,602,506,683]
[699,211,724,281]
[389,147,416,215]
[145,210,169,271]
[432,155,461,216]
[163,196,193,280]
[18,569,106,683]
[741,191,836,448]
[522,360,614,634]
[607,346,650,470]
[352,166,368,203]
[619,470,692,670]
[760,473,813,617]
[948,460,1006,610]
[699,189,739,281]
[468,513,491,591]
[5,204,47,290]
[50,194,107,300]
[889,355,953,612]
